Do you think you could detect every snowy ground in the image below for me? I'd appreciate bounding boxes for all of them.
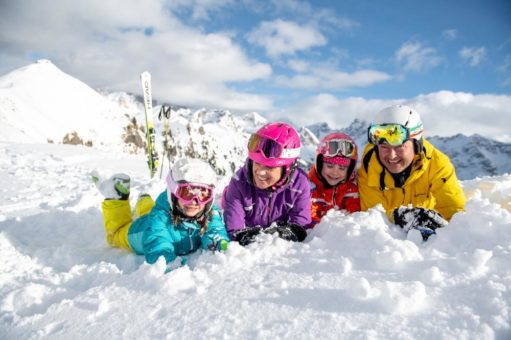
[0,142,510,339]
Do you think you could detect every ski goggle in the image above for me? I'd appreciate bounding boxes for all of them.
[323,139,356,158]
[368,124,410,146]
[248,134,300,159]
[174,183,214,205]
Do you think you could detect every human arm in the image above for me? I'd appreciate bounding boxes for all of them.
[141,195,176,264]
[342,182,361,213]
[428,153,466,221]
[287,170,312,228]
[357,163,387,213]
[222,180,248,237]
[201,206,230,251]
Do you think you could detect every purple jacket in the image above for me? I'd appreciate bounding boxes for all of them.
[223,160,312,236]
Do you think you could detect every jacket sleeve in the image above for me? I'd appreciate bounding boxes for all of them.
[288,172,312,228]
[309,199,323,226]
[357,162,386,213]
[222,179,247,236]
[429,153,466,220]
[343,181,361,213]
[141,193,176,264]
[201,206,231,250]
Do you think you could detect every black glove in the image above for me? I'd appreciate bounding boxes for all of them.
[232,227,261,246]
[393,206,448,241]
[264,223,307,242]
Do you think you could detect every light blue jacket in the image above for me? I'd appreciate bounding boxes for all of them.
[128,191,229,264]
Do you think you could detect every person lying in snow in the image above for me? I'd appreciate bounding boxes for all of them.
[93,158,229,266]
[357,104,466,241]
[222,122,311,246]
[308,132,360,228]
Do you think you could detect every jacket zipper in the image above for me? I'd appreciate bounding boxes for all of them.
[188,229,193,250]
[267,192,273,226]
[332,186,338,210]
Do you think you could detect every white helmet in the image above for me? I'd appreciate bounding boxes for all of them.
[166,158,217,207]
[373,104,424,140]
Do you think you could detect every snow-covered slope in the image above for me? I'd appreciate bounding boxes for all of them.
[0,142,510,339]
[0,60,139,150]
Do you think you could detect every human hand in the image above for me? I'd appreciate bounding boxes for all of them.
[264,223,307,242]
[207,239,229,251]
[393,206,448,241]
[233,227,261,246]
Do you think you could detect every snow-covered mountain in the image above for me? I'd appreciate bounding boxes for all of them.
[306,119,511,180]
[0,60,509,181]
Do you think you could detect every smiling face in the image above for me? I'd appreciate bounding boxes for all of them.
[177,199,205,217]
[252,161,283,189]
[377,140,415,174]
[321,163,348,186]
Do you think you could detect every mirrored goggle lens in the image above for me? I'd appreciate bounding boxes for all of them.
[325,139,355,157]
[175,184,213,204]
[368,124,410,146]
[247,134,283,159]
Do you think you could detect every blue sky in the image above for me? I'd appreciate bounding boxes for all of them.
[1,0,510,140]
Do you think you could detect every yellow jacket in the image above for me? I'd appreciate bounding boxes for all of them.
[357,139,466,221]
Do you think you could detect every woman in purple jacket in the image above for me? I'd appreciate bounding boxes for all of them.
[223,122,311,246]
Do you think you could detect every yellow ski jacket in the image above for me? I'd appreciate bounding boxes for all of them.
[357,139,466,221]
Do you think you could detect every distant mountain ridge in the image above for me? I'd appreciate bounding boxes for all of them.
[307,119,511,180]
[1,60,509,181]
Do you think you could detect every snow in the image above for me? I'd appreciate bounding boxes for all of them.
[1,141,510,339]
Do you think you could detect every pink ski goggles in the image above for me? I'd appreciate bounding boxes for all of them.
[248,134,300,159]
[324,139,356,158]
[174,183,214,205]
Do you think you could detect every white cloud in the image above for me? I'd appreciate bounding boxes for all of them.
[169,0,235,21]
[442,29,458,40]
[0,0,273,112]
[281,91,511,143]
[276,67,391,90]
[459,47,487,67]
[395,42,443,72]
[287,59,310,73]
[246,19,327,58]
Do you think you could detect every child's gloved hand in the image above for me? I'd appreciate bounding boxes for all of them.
[165,257,184,273]
[207,239,229,251]
[393,206,448,241]
[264,223,307,242]
[233,227,261,246]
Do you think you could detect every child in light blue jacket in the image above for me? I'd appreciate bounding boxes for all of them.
[95,158,229,265]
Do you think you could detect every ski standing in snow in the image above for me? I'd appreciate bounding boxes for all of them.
[158,104,173,179]
[140,71,159,178]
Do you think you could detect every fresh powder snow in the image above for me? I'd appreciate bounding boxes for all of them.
[0,142,510,339]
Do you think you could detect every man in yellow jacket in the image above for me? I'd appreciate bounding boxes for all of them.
[358,104,466,240]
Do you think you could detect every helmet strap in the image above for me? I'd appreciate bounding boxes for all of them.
[413,138,424,154]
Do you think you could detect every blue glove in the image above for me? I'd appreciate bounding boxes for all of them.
[393,206,448,241]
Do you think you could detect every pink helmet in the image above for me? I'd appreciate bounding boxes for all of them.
[248,122,301,167]
[316,132,358,181]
